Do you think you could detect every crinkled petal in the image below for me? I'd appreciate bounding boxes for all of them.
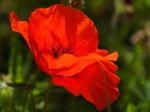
[44,51,118,77]
[101,61,119,72]
[52,62,120,111]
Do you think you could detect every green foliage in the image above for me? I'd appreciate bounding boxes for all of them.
[0,0,150,112]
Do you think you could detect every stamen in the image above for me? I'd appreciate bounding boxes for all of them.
[50,44,72,58]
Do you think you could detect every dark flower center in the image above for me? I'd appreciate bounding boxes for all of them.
[50,43,72,58]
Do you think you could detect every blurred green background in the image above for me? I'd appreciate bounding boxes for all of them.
[0,0,150,112]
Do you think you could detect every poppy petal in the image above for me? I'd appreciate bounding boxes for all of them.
[52,77,80,96]
[28,4,98,55]
[43,51,118,77]
[102,61,119,72]
[52,62,120,111]
[76,62,120,110]
[96,49,109,56]
[104,52,118,61]
[28,5,68,53]
[10,12,29,44]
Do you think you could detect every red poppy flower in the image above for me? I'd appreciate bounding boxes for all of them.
[10,4,120,111]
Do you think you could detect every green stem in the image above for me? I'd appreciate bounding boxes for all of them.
[29,93,36,112]
[43,82,52,112]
